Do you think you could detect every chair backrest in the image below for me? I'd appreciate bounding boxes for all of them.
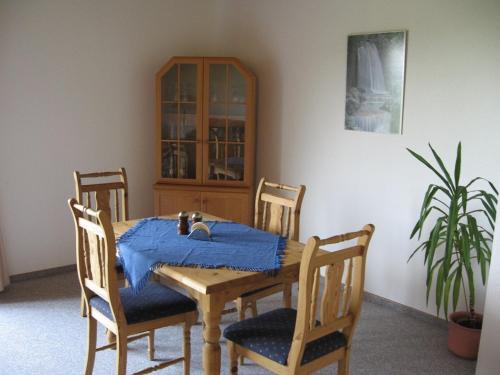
[74,168,129,223]
[68,198,123,324]
[287,224,375,371]
[254,178,306,241]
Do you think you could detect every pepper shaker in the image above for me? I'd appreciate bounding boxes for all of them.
[191,211,203,223]
[177,211,189,235]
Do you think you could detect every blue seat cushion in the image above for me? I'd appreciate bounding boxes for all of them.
[89,282,197,325]
[223,308,347,365]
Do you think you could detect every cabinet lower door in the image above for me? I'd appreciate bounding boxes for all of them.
[156,190,201,216]
[201,192,250,224]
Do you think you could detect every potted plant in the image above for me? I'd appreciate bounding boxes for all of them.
[407,142,498,359]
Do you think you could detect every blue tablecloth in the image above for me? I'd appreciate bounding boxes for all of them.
[117,218,286,293]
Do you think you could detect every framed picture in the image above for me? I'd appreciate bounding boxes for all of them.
[344,30,407,134]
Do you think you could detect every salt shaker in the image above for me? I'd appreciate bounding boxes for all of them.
[177,211,189,235]
[191,211,202,223]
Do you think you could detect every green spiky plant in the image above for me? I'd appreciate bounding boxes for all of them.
[407,142,498,325]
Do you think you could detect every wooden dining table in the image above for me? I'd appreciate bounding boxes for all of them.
[113,212,306,375]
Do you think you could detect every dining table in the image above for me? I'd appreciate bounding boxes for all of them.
[113,212,306,375]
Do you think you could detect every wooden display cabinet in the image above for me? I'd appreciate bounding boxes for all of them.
[154,57,256,224]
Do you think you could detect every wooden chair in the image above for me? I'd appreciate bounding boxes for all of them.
[74,168,129,316]
[224,224,375,374]
[231,178,306,321]
[68,199,198,375]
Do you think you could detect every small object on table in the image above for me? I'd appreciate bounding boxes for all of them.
[187,222,211,241]
[177,211,189,235]
[191,211,203,223]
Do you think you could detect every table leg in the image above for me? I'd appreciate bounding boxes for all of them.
[200,294,225,375]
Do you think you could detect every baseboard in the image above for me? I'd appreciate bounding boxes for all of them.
[364,291,447,328]
[9,264,447,329]
[10,264,76,282]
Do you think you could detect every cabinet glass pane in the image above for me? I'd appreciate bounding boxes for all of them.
[207,143,244,181]
[179,64,197,102]
[209,118,226,141]
[209,64,227,103]
[228,104,246,120]
[229,65,246,104]
[208,143,226,180]
[161,103,177,140]
[228,104,246,142]
[161,142,177,178]
[161,142,196,179]
[206,63,248,182]
[179,103,196,140]
[179,143,196,179]
[161,65,178,102]
[228,144,244,181]
[209,103,226,117]
[228,121,244,142]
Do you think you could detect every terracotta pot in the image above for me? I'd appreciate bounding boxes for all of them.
[448,311,482,360]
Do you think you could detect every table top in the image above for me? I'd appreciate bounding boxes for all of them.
[112,212,306,295]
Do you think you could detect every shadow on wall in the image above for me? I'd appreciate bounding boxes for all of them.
[209,5,285,185]
[254,55,284,183]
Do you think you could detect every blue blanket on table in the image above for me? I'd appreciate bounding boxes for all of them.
[117,218,286,293]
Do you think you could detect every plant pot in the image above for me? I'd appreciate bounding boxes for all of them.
[448,311,482,359]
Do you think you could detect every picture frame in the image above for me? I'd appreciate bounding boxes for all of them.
[344,30,407,134]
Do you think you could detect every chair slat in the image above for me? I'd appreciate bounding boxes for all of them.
[95,190,111,219]
[114,189,119,223]
[264,181,300,192]
[260,192,295,208]
[261,201,269,231]
[79,171,124,178]
[80,182,126,193]
[321,262,344,325]
[342,258,353,317]
[309,267,321,330]
[268,202,284,235]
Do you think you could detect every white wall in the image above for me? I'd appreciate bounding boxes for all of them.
[1,0,500,318]
[0,0,219,274]
[210,0,500,316]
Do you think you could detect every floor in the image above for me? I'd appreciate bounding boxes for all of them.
[0,271,476,374]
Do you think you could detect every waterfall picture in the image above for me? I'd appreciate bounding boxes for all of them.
[345,31,407,134]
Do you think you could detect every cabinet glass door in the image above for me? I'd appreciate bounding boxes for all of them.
[159,60,202,182]
[205,63,249,184]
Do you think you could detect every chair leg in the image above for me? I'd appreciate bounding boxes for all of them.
[236,301,245,365]
[80,292,87,317]
[116,333,127,375]
[283,282,292,308]
[227,340,238,375]
[250,302,258,318]
[84,316,97,375]
[236,300,245,321]
[183,323,191,375]
[148,330,155,360]
[338,349,350,375]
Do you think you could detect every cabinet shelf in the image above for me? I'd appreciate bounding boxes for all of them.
[209,116,245,121]
[162,101,197,104]
[210,101,247,105]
